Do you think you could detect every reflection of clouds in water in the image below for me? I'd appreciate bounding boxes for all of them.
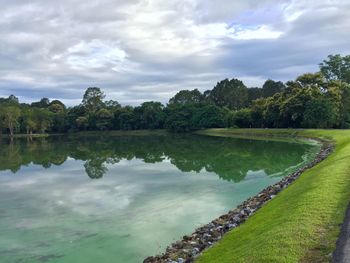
[2,177,40,188]
[0,157,249,228]
[0,136,319,263]
[122,187,230,254]
[57,183,141,215]
[1,161,142,216]
[1,158,233,227]
[244,170,266,181]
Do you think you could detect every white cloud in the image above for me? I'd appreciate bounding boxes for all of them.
[64,40,128,70]
[0,0,349,105]
[229,25,283,40]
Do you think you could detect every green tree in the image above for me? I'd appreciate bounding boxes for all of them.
[247,87,263,105]
[82,87,106,113]
[339,83,350,128]
[280,73,326,127]
[22,108,37,134]
[105,100,121,110]
[117,106,136,130]
[209,78,248,110]
[66,106,85,131]
[164,104,197,132]
[33,109,52,133]
[262,80,285,97]
[295,72,325,89]
[251,98,267,128]
[96,108,113,130]
[0,106,4,135]
[302,97,338,128]
[31,98,50,108]
[134,101,165,129]
[49,101,65,113]
[320,54,350,83]
[7,95,19,104]
[191,104,226,129]
[168,89,203,105]
[76,116,89,130]
[3,106,21,136]
[234,109,253,128]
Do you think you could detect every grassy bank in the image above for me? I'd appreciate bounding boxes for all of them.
[196,129,350,263]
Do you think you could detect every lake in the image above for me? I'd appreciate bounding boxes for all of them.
[0,133,320,263]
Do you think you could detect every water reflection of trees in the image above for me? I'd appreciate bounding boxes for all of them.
[0,134,312,182]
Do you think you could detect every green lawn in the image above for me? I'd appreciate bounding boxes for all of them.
[196,129,350,263]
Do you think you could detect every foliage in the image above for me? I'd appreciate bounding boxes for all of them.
[168,89,204,105]
[2,106,21,136]
[261,79,285,97]
[164,104,197,132]
[320,54,350,83]
[207,78,248,110]
[82,87,106,113]
[134,101,165,129]
[302,97,338,128]
[0,54,350,135]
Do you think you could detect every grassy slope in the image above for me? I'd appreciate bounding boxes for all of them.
[196,129,350,263]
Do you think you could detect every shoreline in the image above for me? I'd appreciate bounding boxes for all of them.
[143,136,334,263]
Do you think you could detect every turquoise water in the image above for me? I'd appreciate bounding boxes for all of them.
[0,134,320,263]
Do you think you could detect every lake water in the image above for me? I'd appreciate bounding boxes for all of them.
[0,133,320,263]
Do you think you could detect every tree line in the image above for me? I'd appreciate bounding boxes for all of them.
[1,54,350,135]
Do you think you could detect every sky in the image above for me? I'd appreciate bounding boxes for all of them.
[0,0,349,106]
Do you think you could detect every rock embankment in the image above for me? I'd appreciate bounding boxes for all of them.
[144,141,334,263]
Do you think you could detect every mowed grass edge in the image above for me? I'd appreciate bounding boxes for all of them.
[195,129,350,263]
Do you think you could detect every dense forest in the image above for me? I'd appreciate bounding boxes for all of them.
[0,54,350,135]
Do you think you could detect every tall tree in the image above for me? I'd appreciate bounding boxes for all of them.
[49,100,66,113]
[96,108,113,130]
[117,106,136,130]
[7,95,19,104]
[302,97,338,128]
[168,89,204,105]
[320,54,350,83]
[164,104,197,132]
[134,101,165,129]
[82,87,106,113]
[33,108,52,133]
[247,87,263,105]
[234,109,253,128]
[3,106,21,136]
[262,80,285,97]
[31,98,50,108]
[209,78,248,110]
[191,104,226,129]
[76,116,89,130]
[22,108,37,134]
[0,106,4,135]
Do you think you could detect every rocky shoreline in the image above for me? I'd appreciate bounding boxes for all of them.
[143,139,334,263]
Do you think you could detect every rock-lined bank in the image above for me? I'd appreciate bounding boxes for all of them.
[144,140,334,263]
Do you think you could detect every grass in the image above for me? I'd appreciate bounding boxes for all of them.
[196,129,350,263]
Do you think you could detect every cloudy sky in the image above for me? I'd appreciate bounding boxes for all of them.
[0,0,349,106]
